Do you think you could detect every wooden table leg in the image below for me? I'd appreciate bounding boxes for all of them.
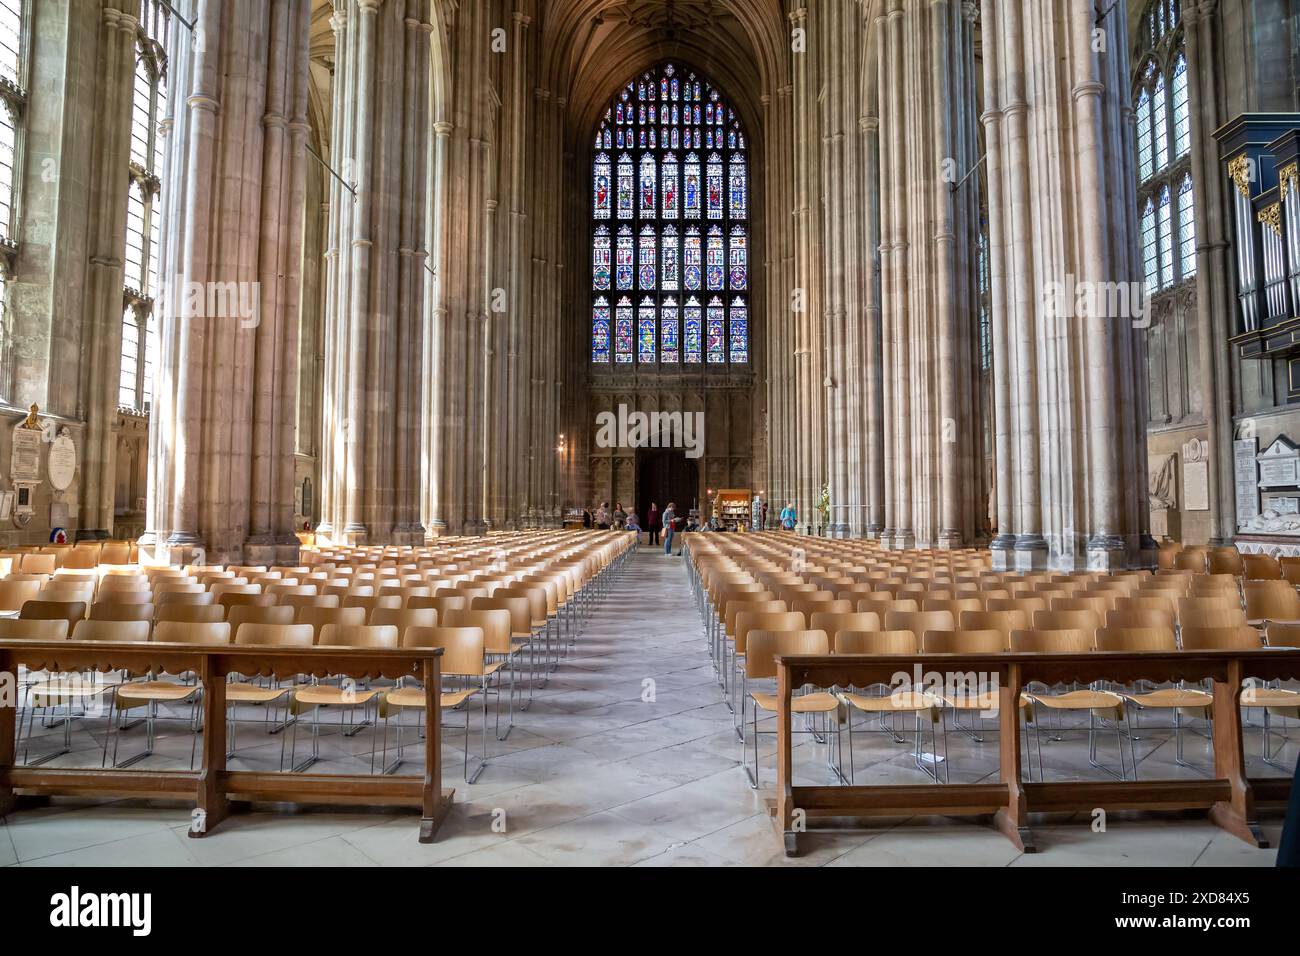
[993,663,1034,852]
[419,657,452,843]
[1209,659,1267,847]
[0,650,15,818]
[776,660,798,856]
[192,658,229,839]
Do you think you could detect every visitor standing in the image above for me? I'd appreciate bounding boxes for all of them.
[780,501,797,530]
[647,501,661,546]
[596,502,610,529]
[662,502,677,554]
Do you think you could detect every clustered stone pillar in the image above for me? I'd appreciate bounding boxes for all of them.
[143,0,311,565]
[980,0,1152,570]
[77,2,139,541]
[871,0,983,550]
[1183,0,1236,544]
[317,0,432,545]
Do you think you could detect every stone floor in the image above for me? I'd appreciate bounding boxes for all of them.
[3,546,1293,866]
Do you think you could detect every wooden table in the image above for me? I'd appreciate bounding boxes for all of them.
[0,640,454,843]
[772,649,1300,856]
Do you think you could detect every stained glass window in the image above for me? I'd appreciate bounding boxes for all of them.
[592,63,747,367]
[616,226,633,290]
[661,225,679,291]
[615,297,634,364]
[638,298,657,363]
[729,226,747,291]
[120,3,169,413]
[706,226,724,290]
[661,297,680,363]
[684,298,703,364]
[729,298,748,364]
[706,298,726,364]
[1132,1,1194,292]
[1157,185,1173,288]
[592,297,611,363]
[594,153,611,219]
[593,226,611,291]
[1171,55,1190,158]
[1178,174,1196,279]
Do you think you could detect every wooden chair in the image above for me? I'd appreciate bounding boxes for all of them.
[223,623,316,761]
[89,601,155,622]
[443,607,519,740]
[227,604,295,637]
[808,611,881,646]
[1016,624,1131,782]
[0,579,42,614]
[369,606,438,645]
[959,609,1029,642]
[741,629,838,789]
[156,603,225,625]
[1243,581,1300,627]
[288,624,399,773]
[294,605,366,642]
[380,625,489,782]
[19,600,87,629]
[883,609,955,636]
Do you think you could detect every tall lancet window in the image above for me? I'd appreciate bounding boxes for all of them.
[0,0,27,402]
[591,63,748,367]
[120,0,168,412]
[1132,0,1194,293]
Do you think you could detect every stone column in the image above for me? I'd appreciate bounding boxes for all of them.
[147,0,312,564]
[77,3,138,540]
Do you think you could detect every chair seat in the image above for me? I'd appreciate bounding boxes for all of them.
[27,679,114,706]
[1122,687,1212,712]
[1243,687,1300,715]
[116,681,201,704]
[226,683,290,704]
[1026,689,1125,716]
[484,660,506,676]
[293,685,380,708]
[749,691,839,714]
[840,690,939,714]
[380,686,477,717]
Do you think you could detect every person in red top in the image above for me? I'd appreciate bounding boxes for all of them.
[647,502,661,546]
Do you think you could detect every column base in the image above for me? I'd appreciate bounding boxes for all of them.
[1013,534,1050,572]
[937,529,964,549]
[990,534,1016,571]
[829,522,851,539]
[163,531,207,567]
[1086,533,1129,572]
[243,534,279,566]
[891,530,915,550]
[391,523,426,546]
[343,523,368,546]
[866,523,883,540]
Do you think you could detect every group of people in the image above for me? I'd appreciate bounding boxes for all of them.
[577,493,799,554]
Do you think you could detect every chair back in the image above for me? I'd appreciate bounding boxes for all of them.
[318,623,400,649]
[921,629,1005,654]
[154,621,233,645]
[402,625,485,677]
[71,620,151,643]
[833,630,917,654]
[1095,626,1176,652]
[745,630,829,680]
[234,623,316,647]
[0,618,70,641]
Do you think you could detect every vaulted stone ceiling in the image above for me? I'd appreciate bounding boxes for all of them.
[305,1,785,152]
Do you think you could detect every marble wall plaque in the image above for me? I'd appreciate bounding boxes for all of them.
[1182,438,1210,512]
[48,433,76,492]
[10,426,41,483]
[1236,438,1260,526]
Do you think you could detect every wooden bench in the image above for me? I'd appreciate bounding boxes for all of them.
[0,640,454,842]
[771,649,1300,856]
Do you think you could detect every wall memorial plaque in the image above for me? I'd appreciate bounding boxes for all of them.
[1258,435,1300,488]
[1182,438,1210,512]
[48,431,76,492]
[1235,437,1260,526]
[10,426,41,484]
